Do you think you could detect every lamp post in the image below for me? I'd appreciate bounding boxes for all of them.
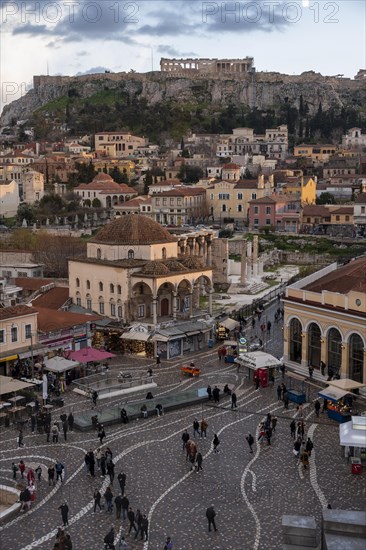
[30,332,34,380]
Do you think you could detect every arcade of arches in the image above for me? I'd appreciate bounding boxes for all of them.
[285,318,365,383]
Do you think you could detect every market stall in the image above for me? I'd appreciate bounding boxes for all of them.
[339,416,366,473]
[220,340,239,363]
[318,386,352,423]
[235,351,282,386]
[216,317,240,341]
[67,347,116,363]
[287,373,307,404]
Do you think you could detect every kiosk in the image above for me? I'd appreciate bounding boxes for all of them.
[235,351,281,384]
[318,386,352,423]
[222,340,240,363]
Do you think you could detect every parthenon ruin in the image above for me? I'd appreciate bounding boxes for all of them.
[160,57,254,74]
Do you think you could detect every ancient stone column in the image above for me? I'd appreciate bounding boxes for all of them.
[207,239,212,266]
[172,290,177,320]
[208,288,213,316]
[247,241,252,281]
[152,299,158,325]
[240,240,247,285]
[252,235,259,278]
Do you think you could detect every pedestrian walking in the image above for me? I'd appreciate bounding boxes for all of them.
[100,452,107,477]
[212,386,220,403]
[92,390,98,407]
[314,400,321,417]
[206,505,217,532]
[308,365,314,379]
[196,452,203,472]
[88,450,96,477]
[255,377,260,390]
[277,384,282,401]
[267,320,271,333]
[163,536,174,550]
[246,432,254,453]
[293,438,301,458]
[207,384,212,401]
[134,509,143,539]
[48,464,55,486]
[156,354,161,366]
[322,398,328,414]
[128,507,137,534]
[280,364,286,379]
[59,502,69,526]
[104,486,114,514]
[117,472,126,495]
[140,515,149,541]
[213,433,220,453]
[231,392,237,409]
[119,536,127,550]
[35,465,42,481]
[17,429,24,448]
[19,460,26,479]
[290,420,296,439]
[67,412,74,432]
[320,361,326,376]
[121,495,129,520]
[193,418,200,438]
[200,419,208,438]
[12,462,18,479]
[52,423,59,443]
[55,461,64,483]
[107,460,115,484]
[283,391,289,409]
[271,416,277,432]
[305,437,314,456]
[62,420,68,442]
[45,423,51,443]
[104,526,115,550]
[300,449,309,470]
[93,489,102,512]
[27,467,35,485]
[98,425,106,444]
[115,494,122,519]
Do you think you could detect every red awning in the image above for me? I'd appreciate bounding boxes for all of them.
[67,347,115,363]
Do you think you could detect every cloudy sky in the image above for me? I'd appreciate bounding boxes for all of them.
[1,0,365,111]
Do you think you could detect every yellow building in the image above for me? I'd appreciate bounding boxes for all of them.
[92,158,136,180]
[329,207,354,225]
[280,176,316,206]
[283,257,366,384]
[0,305,38,376]
[205,175,273,223]
[294,144,338,162]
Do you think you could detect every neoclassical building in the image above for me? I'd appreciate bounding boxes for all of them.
[68,215,213,325]
[283,257,366,383]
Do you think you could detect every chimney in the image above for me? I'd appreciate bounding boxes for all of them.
[258,174,264,189]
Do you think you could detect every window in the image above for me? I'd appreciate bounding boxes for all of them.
[251,193,257,200]
[128,249,134,259]
[336,215,340,221]
[170,198,174,205]
[118,306,123,318]
[237,193,243,200]
[99,302,105,314]
[163,198,167,206]
[11,326,18,342]
[237,205,242,212]
[218,193,230,200]
[25,324,32,339]
[0,329,6,344]
[76,278,80,287]
[138,304,145,318]
[254,206,258,214]
[345,215,349,222]
[110,284,114,293]
[76,297,81,306]
[210,193,214,200]
[254,218,259,226]
[156,198,160,206]
[361,206,365,214]
[110,303,116,316]
[266,219,271,225]
[117,285,122,295]
[266,207,271,214]
[162,247,167,259]
[99,282,103,291]
[86,280,90,290]
[87,299,92,310]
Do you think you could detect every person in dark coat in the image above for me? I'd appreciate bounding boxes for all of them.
[107,460,115,484]
[314,400,321,417]
[140,515,149,541]
[283,391,289,409]
[59,502,69,526]
[104,526,115,550]
[231,392,237,409]
[206,505,217,532]
[207,385,212,401]
[104,487,113,514]
[196,452,203,472]
[62,421,68,442]
[255,377,260,390]
[121,495,129,520]
[88,450,95,477]
[30,413,36,434]
[290,420,296,439]
[93,489,102,512]
[305,437,314,456]
[212,386,220,403]
[156,354,161,366]
[134,509,143,539]
[127,507,137,534]
[117,472,126,495]
[181,430,190,450]
[213,433,220,453]
[277,385,282,401]
[246,432,254,453]
[114,495,122,519]
[193,419,200,438]
[100,453,107,477]
[120,408,129,424]
[67,412,74,432]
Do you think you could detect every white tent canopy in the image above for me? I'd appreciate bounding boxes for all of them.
[235,351,282,370]
[318,386,349,403]
[328,379,366,391]
[339,417,366,448]
[0,375,34,396]
[219,318,240,331]
[43,356,79,373]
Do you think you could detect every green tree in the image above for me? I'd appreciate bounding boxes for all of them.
[92,198,101,208]
[316,192,336,205]
[177,165,203,184]
[39,194,65,214]
[17,204,36,225]
[144,170,153,195]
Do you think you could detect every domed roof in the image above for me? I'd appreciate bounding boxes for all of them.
[179,256,205,269]
[90,215,177,245]
[162,259,188,272]
[141,261,170,275]
[92,172,114,183]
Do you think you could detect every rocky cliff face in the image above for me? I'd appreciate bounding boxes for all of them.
[1,70,365,126]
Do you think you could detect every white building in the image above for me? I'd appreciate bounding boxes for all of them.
[22,170,44,203]
[95,132,149,157]
[217,125,288,160]
[0,180,20,218]
[342,128,366,150]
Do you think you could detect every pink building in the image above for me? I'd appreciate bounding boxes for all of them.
[248,196,300,232]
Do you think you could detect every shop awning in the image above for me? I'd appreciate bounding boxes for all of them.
[0,375,34,396]
[328,379,366,391]
[120,332,151,342]
[0,354,18,363]
[43,356,79,373]
[318,386,349,403]
[223,340,238,347]
[68,347,115,363]
[150,334,169,342]
[339,419,366,448]
[219,318,239,331]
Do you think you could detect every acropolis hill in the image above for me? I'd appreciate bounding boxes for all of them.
[1,58,365,126]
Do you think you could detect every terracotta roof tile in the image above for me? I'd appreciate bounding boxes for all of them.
[14,278,56,291]
[90,214,177,245]
[35,307,100,332]
[303,257,366,294]
[32,287,70,309]
[0,305,38,320]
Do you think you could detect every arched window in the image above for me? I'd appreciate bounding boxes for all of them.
[128,249,134,259]
[75,292,81,307]
[348,334,364,383]
[86,294,92,310]
[118,306,123,318]
[307,323,321,369]
[110,300,116,317]
[327,328,342,376]
[97,248,101,259]
[289,318,302,364]
[162,247,167,259]
[86,280,90,290]
[76,278,80,287]
[110,284,114,294]
[99,281,103,292]
[99,297,105,315]
[117,285,122,295]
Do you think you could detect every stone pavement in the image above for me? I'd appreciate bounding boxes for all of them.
[0,349,365,550]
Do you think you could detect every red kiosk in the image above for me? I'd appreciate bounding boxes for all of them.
[254,368,269,388]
